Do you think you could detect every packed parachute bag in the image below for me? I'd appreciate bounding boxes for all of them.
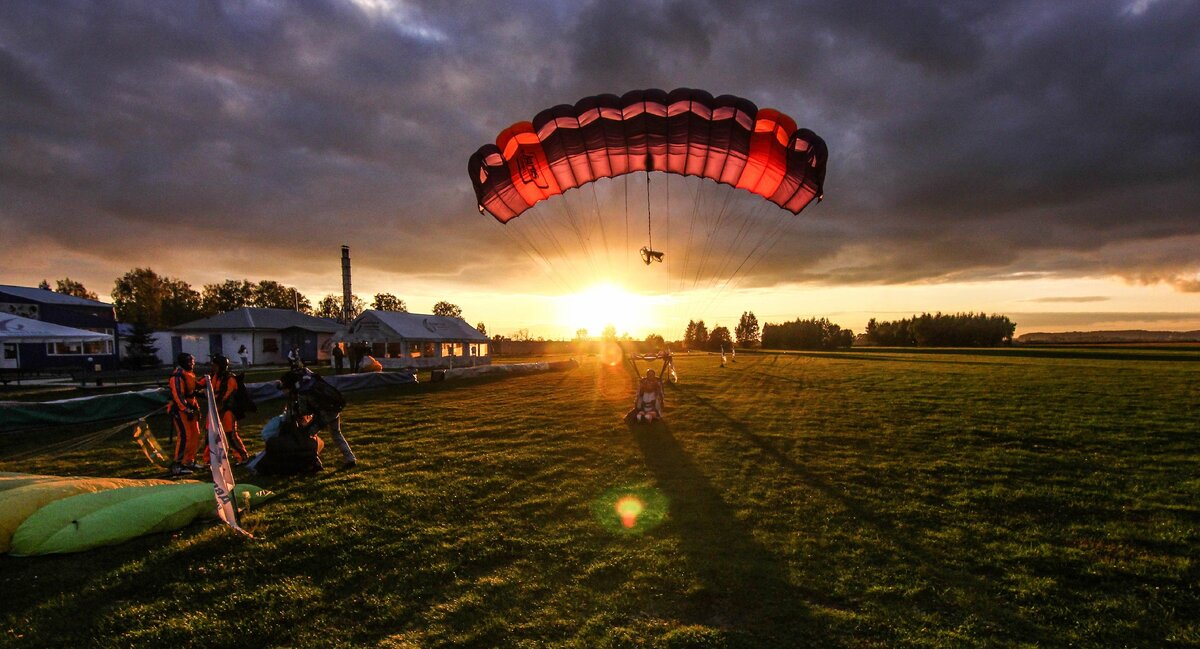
[245,413,325,476]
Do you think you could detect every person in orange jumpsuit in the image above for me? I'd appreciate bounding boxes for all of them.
[168,353,206,476]
[206,355,251,464]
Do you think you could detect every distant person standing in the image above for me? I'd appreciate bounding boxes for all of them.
[287,346,302,369]
[237,344,249,369]
[167,353,206,476]
[332,343,345,374]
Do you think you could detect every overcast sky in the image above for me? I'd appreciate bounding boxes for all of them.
[2,0,1198,334]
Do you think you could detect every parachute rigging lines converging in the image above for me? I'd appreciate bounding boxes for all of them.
[468,88,829,331]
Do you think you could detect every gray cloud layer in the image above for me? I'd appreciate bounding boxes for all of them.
[2,0,1198,294]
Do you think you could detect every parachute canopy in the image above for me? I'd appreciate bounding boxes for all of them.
[469,88,828,222]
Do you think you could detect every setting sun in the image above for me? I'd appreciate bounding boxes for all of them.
[557,283,663,338]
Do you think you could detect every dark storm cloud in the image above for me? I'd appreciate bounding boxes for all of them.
[1,0,1198,294]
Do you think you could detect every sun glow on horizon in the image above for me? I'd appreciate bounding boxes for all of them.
[557,282,663,338]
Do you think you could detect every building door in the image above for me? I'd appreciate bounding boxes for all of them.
[1,343,18,369]
[209,334,223,360]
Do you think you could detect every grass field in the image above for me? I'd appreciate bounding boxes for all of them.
[2,348,1198,648]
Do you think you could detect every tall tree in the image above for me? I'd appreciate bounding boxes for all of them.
[432,301,462,318]
[201,279,254,315]
[476,322,487,336]
[124,321,160,369]
[37,279,50,290]
[316,294,364,321]
[683,320,697,349]
[602,324,618,341]
[735,311,760,348]
[708,325,732,351]
[160,278,203,327]
[112,268,166,328]
[372,293,407,311]
[574,328,589,340]
[252,280,310,312]
[55,278,98,301]
[692,320,709,349]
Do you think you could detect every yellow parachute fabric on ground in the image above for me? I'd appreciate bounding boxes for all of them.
[0,472,177,553]
[9,482,271,556]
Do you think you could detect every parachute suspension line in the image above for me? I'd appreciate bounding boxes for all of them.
[689,186,736,293]
[638,171,663,266]
[699,204,792,319]
[624,174,630,273]
[555,192,601,283]
[498,218,573,296]
[589,182,613,278]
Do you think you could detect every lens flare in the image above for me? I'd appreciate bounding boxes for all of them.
[592,486,668,535]
[615,496,644,528]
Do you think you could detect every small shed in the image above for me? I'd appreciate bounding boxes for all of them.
[343,310,490,369]
[169,308,340,366]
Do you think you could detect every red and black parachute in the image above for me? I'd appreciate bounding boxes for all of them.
[469,88,828,222]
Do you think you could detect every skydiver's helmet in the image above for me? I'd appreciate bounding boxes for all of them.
[211,354,231,374]
[176,352,195,369]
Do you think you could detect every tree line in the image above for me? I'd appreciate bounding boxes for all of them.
[36,270,466,330]
[864,313,1015,346]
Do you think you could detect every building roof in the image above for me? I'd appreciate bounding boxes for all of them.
[0,313,113,343]
[173,308,340,333]
[0,285,112,308]
[347,310,488,342]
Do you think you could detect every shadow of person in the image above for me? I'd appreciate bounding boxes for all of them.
[628,420,831,646]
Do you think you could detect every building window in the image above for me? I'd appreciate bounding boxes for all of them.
[386,342,402,358]
[470,343,489,356]
[44,329,114,356]
[423,342,436,357]
[262,337,278,353]
[441,342,463,357]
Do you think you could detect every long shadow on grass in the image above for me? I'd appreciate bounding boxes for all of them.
[671,382,1048,643]
[629,420,833,647]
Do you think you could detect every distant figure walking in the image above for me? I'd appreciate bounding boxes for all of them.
[237,344,249,369]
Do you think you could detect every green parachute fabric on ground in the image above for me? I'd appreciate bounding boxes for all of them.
[0,472,176,553]
[9,482,272,556]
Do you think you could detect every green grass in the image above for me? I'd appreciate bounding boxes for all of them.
[2,348,1198,648]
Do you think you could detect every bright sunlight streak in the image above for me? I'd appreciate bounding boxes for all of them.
[557,283,663,338]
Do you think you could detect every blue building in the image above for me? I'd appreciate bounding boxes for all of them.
[0,285,119,371]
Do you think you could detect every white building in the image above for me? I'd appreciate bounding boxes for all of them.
[165,308,340,366]
[343,310,490,369]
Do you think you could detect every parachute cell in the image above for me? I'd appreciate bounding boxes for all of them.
[469,88,828,223]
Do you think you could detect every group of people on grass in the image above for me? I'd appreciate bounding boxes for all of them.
[166,351,354,478]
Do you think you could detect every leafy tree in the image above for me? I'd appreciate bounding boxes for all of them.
[111,268,200,328]
[708,325,732,351]
[315,294,365,321]
[160,278,203,327]
[574,328,589,340]
[692,320,709,349]
[863,312,1015,347]
[432,301,462,318]
[476,322,487,336]
[735,311,760,348]
[55,278,98,301]
[602,324,618,341]
[37,279,50,290]
[372,293,407,311]
[512,328,531,341]
[645,333,665,348]
[201,279,254,315]
[762,318,853,350]
[252,280,310,312]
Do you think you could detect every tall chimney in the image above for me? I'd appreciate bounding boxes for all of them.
[341,245,352,323]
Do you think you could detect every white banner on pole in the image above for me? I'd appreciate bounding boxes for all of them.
[205,378,251,537]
